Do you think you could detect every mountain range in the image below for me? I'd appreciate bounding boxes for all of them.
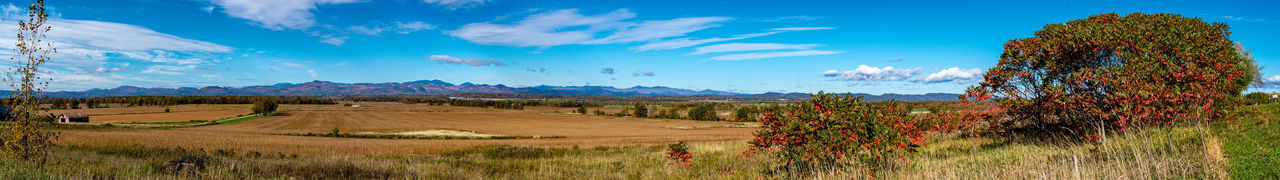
[9,80,960,101]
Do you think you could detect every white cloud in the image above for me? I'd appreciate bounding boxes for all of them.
[913,67,985,83]
[348,21,435,36]
[347,25,384,36]
[427,55,503,66]
[690,43,819,55]
[308,69,319,79]
[1260,75,1280,88]
[633,70,654,77]
[281,62,303,68]
[631,26,833,52]
[823,65,922,81]
[763,16,823,22]
[395,21,435,34]
[447,9,730,48]
[631,32,778,51]
[141,65,215,75]
[94,66,128,73]
[319,35,348,45]
[710,50,841,61]
[49,72,121,90]
[211,0,363,30]
[769,27,835,31]
[0,13,233,68]
[601,67,615,74]
[423,0,490,10]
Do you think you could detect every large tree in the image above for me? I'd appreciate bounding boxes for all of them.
[968,13,1252,138]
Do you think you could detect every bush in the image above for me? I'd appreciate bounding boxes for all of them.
[686,104,718,121]
[252,101,278,115]
[633,102,648,118]
[733,105,760,121]
[665,141,692,167]
[749,92,934,176]
[968,13,1253,139]
[577,105,587,114]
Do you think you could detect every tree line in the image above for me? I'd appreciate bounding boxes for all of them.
[4,96,335,109]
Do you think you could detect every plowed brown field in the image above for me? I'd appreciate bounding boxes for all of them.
[55,102,756,156]
[46,104,328,123]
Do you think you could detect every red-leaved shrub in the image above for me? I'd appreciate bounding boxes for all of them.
[748,92,935,175]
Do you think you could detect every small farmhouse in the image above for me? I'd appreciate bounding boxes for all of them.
[58,112,89,123]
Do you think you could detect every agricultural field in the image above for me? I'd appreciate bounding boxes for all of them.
[52,102,757,156]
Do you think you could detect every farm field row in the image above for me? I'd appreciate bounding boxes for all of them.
[54,102,756,156]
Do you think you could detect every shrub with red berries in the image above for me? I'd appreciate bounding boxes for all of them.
[665,141,693,167]
[748,92,936,175]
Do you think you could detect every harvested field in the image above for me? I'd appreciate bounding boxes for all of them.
[55,102,756,157]
[44,104,329,123]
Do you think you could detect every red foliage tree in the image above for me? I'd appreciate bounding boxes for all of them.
[968,13,1251,139]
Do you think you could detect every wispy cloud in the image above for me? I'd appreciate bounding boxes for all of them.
[141,65,216,75]
[1220,15,1268,22]
[348,21,436,36]
[347,25,384,36]
[319,35,348,45]
[427,55,504,66]
[601,67,615,74]
[763,15,824,23]
[822,65,922,81]
[711,50,841,61]
[423,0,490,10]
[769,27,834,31]
[690,43,820,55]
[632,27,834,52]
[210,0,364,31]
[448,9,730,49]
[395,21,435,34]
[1260,75,1280,88]
[308,69,319,79]
[633,70,655,77]
[912,67,984,83]
[0,9,233,69]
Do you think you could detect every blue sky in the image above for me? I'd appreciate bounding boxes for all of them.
[1,0,1277,94]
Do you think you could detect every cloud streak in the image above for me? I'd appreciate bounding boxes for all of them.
[711,50,841,61]
[427,55,504,66]
[822,65,922,81]
[211,0,364,30]
[423,0,490,10]
[632,27,834,52]
[690,43,820,55]
[448,9,730,49]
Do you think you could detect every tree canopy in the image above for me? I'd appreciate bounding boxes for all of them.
[968,13,1253,137]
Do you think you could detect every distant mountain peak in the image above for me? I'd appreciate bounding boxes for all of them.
[13,80,959,101]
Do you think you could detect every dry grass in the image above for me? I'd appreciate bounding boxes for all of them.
[887,125,1226,179]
